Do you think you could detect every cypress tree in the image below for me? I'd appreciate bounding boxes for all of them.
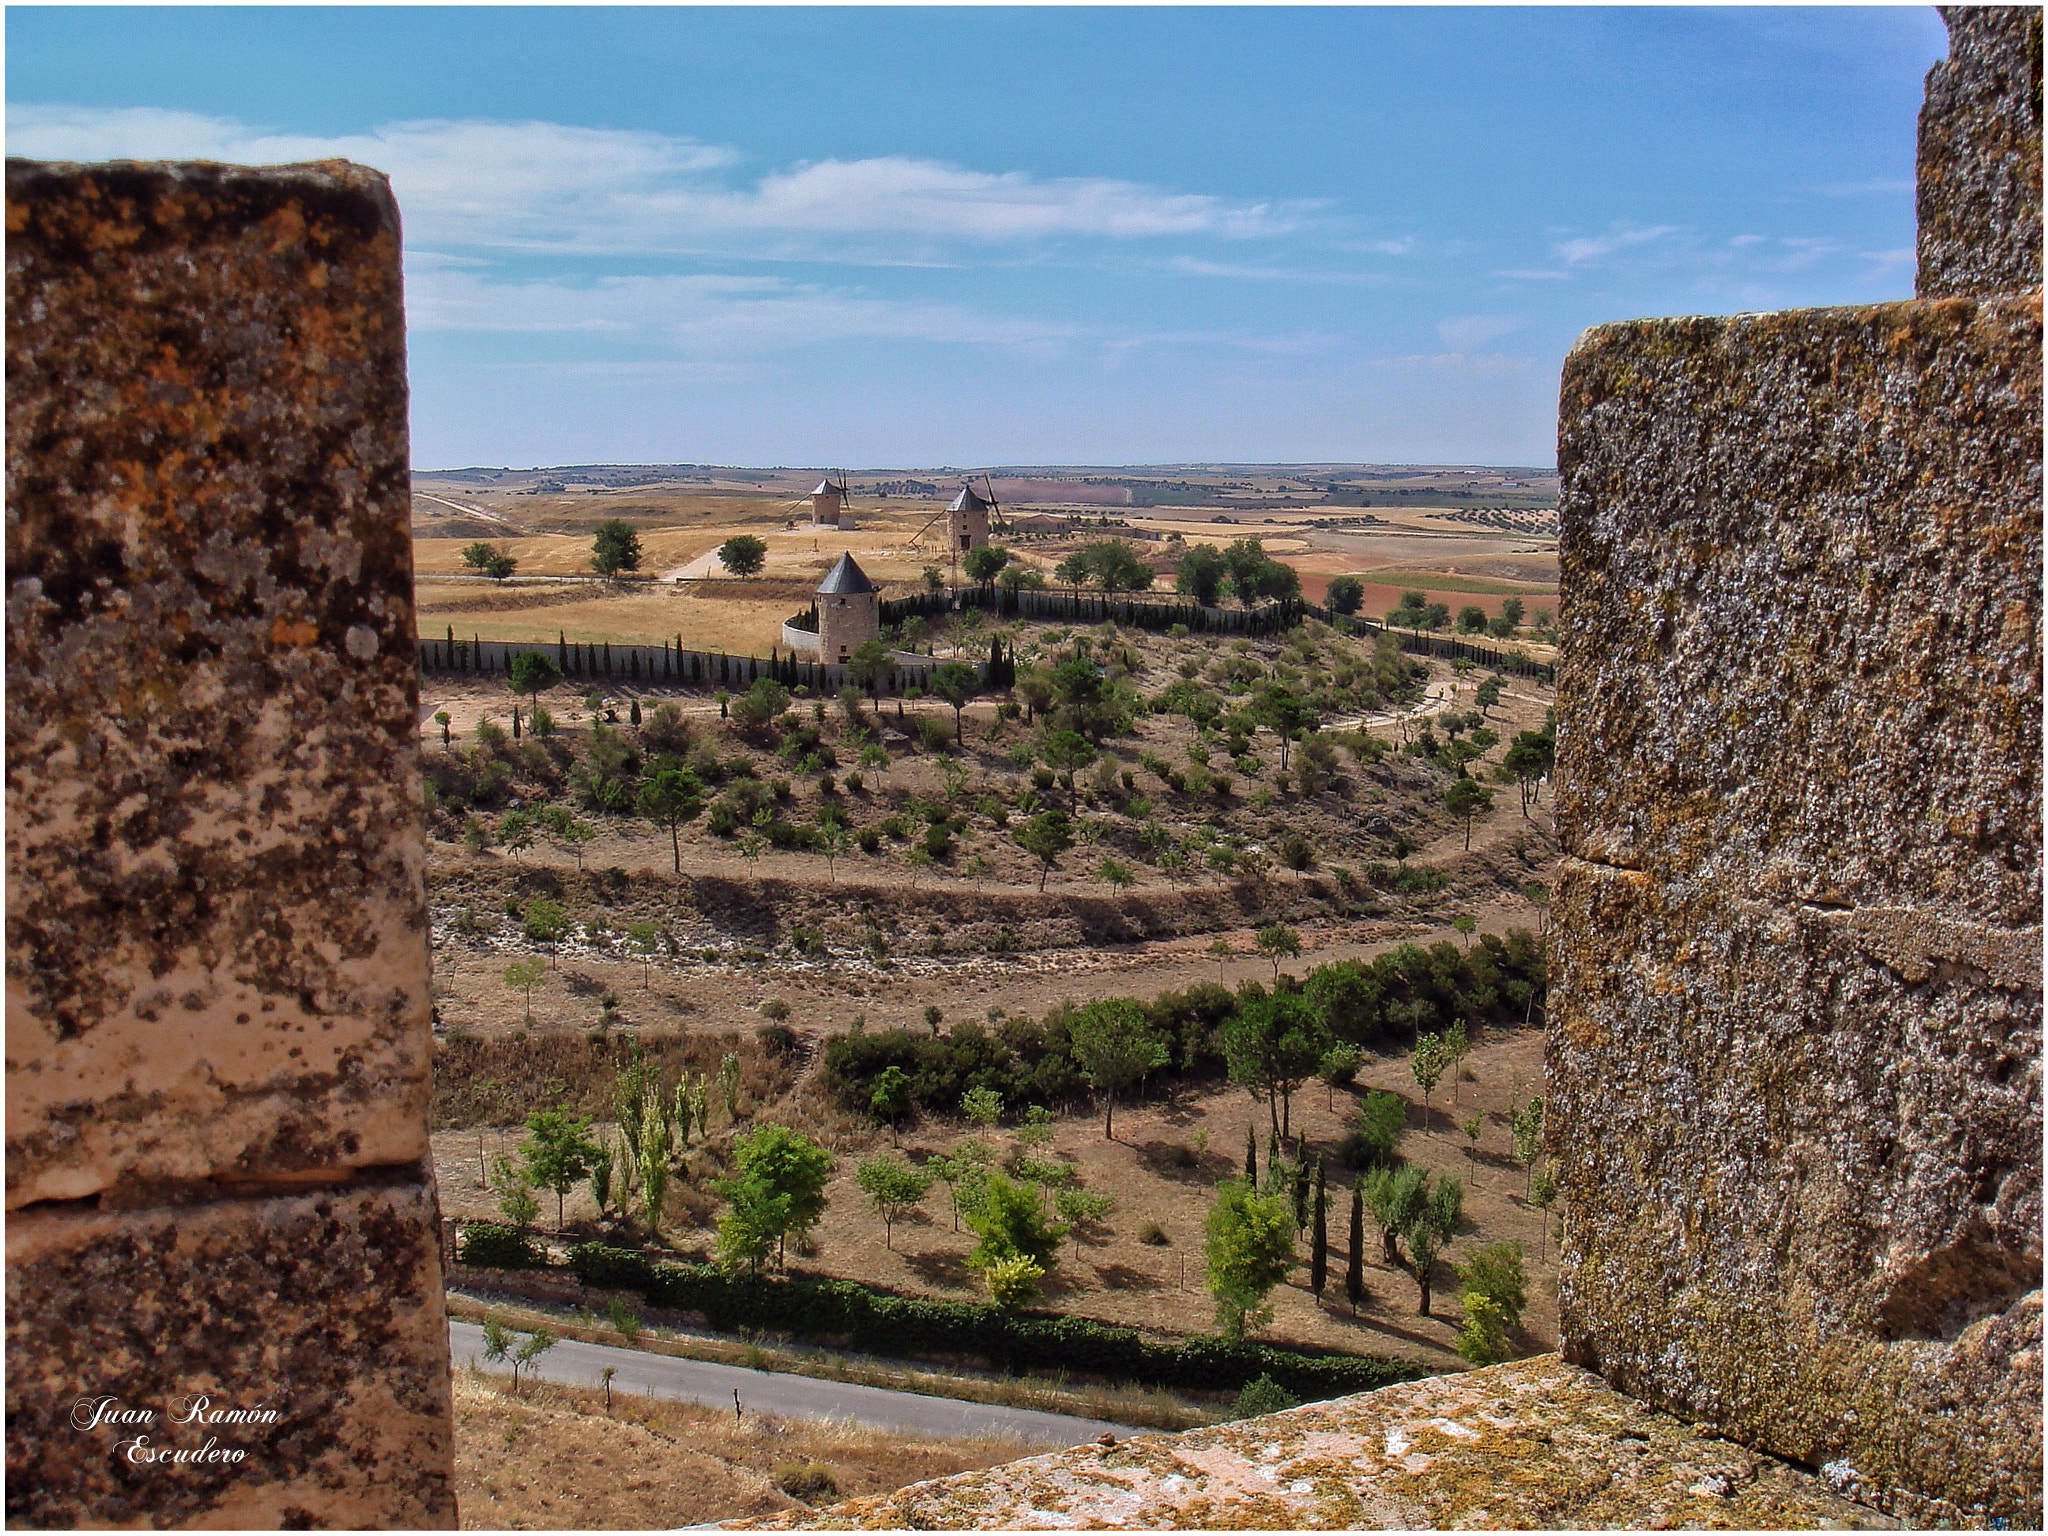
[1245,1123,1258,1185]
[1292,1147,1312,1234]
[630,650,640,680]
[1346,1182,1366,1317]
[1268,1129,1281,1191]
[1310,1156,1329,1298]
[630,698,642,726]
[559,631,568,670]
[603,641,613,676]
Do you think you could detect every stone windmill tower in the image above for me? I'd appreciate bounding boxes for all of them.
[809,473,849,527]
[815,551,880,662]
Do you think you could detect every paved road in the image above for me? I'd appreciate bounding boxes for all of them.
[448,1320,1136,1447]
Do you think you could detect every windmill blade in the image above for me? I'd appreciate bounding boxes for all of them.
[982,472,1010,534]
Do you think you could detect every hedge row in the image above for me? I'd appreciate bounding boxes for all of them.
[459,1221,545,1269]
[566,1243,1426,1401]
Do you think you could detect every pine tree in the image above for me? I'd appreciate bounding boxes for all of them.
[1346,1182,1366,1316]
[1310,1155,1328,1297]
[1245,1123,1258,1185]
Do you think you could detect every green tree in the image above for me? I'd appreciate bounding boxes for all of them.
[1053,1186,1115,1253]
[1253,685,1311,770]
[1253,924,1302,983]
[1015,809,1073,891]
[1456,604,1487,633]
[1351,1089,1409,1168]
[1067,998,1169,1139]
[522,896,570,967]
[960,1086,1004,1127]
[965,1171,1066,1276]
[1443,776,1494,849]
[931,661,979,745]
[591,519,643,581]
[1410,1031,1450,1132]
[854,1153,933,1249]
[503,955,547,1016]
[717,534,768,577]
[869,1064,913,1141]
[725,1122,833,1263]
[1324,574,1365,615]
[1174,542,1229,606]
[1222,992,1329,1141]
[1510,1095,1546,1199]
[1345,1181,1367,1316]
[497,808,535,861]
[1203,1178,1295,1340]
[462,540,517,579]
[637,766,705,874]
[962,543,1010,593]
[493,1154,541,1229]
[508,649,562,712]
[1456,1292,1511,1366]
[1455,1240,1528,1332]
[1244,1122,1259,1185]
[1405,1177,1465,1316]
[713,1172,790,1275]
[1362,1163,1426,1265]
[1502,731,1554,818]
[847,638,893,696]
[520,1109,600,1231]
[625,920,661,986]
[1056,538,1154,594]
[1499,596,1525,627]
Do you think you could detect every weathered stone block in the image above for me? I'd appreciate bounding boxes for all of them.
[1555,297,2041,928]
[5,159,431,1207]
[1551,862,2040,1522]
[4,1178,456,1528]
[1553,294,2043,1524]
[1917,7,2043,299]
[733,1356,1902,1530]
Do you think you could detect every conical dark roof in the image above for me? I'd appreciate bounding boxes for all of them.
[948,484,993,513]
[816,552,878,595]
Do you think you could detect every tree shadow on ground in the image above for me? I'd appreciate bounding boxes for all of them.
[902,1248,976,1291]
[1133,1139,1235,1186]
[1091,1263,1165,1293]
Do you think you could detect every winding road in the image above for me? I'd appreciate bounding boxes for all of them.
[447,1320,1137,1447]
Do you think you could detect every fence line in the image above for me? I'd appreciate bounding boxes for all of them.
[413,632,964,697]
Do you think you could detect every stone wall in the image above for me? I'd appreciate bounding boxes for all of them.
[1550,9,2041,1527]
[5,159,455,1526]
[736,1356,1900,1531]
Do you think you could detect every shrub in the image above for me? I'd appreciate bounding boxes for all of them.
[460,1222,542,1270]
[775,1462,839,1502]
[758,999,791,1021]
[1137,1220,1169,1246]
[1227,1373,1301,1421]
[856,827,881,853]
[1455,1292,1511,1366]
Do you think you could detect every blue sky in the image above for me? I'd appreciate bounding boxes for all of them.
[8,6,1947,469]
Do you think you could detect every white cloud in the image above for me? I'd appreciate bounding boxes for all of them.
[6,104,1299,258]
[1436,314,1526,350]
[405,267,1083,351]
[1165,255,1388,284]
[1554,224,1680,265]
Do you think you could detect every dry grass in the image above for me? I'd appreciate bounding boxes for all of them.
[451,1368,1023,1529]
